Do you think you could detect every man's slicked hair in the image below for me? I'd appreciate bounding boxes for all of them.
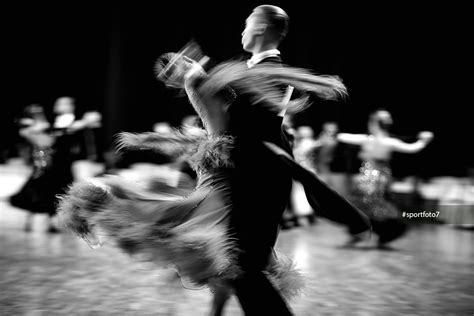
[253,5,289,41]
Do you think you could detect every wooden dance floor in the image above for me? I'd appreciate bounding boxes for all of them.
[1,163,473,315]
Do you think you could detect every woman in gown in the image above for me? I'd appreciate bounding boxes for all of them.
[10,104,58,232]
[337,109,434,248]
[57,48,369,314]
[9,104,73,232]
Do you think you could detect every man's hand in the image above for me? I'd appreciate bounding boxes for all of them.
[184,56,209,87]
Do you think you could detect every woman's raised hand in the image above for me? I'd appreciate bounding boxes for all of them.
[417,131,434,143]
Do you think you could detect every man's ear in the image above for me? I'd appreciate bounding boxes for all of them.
[254,23,267,35]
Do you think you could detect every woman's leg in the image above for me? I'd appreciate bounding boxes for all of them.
[47,214,60,233]
[209,283,232,316]
[24,213,33,232]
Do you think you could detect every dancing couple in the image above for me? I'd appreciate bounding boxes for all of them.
[58,5,370,315]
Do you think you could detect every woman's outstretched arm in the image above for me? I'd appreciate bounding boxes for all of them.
[388,131,434,153]
[336,133,368,146]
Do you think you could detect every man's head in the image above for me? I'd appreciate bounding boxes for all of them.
[322,122,339,136]
[297,126,314,139]
[53,96,75,115]
[241,5,289,53]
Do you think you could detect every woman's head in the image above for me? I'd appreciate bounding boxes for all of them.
[24,104,45,118]
[296,126,314,139]
[368,109,393,134]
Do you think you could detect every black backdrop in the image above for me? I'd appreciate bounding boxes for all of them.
[2,2,471,178]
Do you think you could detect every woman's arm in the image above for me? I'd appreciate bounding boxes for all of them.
[336,133,368,146]
[184,62,229,135]
[388,131,434,153]
[19,121,50,138]
[68,112,102,132]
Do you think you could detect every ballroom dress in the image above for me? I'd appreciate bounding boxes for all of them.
[57,132,303,299]
[57,57,370,309]
[10,130,75,216]
[350,160,407,245]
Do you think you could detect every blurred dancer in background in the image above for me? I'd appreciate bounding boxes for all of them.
[314,122,339,180]
[293,126,318,173]
[313,121,352,197]
[337,109,434,248]
[9,99,101,233]
[9,104,58,232]
[53,97,76,129]
[281,115,300,229]
[290,126,318,225]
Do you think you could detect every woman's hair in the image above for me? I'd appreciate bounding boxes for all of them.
[22,104,48,121]
[198,61,347,114]
[154,52,194,89]
[154,40,207,89]
[154,50,347,115]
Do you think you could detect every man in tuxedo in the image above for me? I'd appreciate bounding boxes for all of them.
[224,5,371,315]
[227,5,296,315]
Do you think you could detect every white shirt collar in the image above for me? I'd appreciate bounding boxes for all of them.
[247,49,281,68]
[54,113,75,128]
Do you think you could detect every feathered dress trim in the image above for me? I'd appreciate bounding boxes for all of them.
[200,61,347,114]
[57,176,241,286]
[116,129,234,173]
[266,252,305,301]
[57,175,304,298]
[188,60,347,115]
[154,51,348,115]
[186,135,234,173]
[58,126,304,298]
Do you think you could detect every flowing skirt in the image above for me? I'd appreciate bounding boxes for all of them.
[57,134,303,298]
[10,145,73,215]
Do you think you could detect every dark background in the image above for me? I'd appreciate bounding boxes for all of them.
[2,2,471,178]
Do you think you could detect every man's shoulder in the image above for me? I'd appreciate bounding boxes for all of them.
[258,56,282,65]
[230,53,251,62]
